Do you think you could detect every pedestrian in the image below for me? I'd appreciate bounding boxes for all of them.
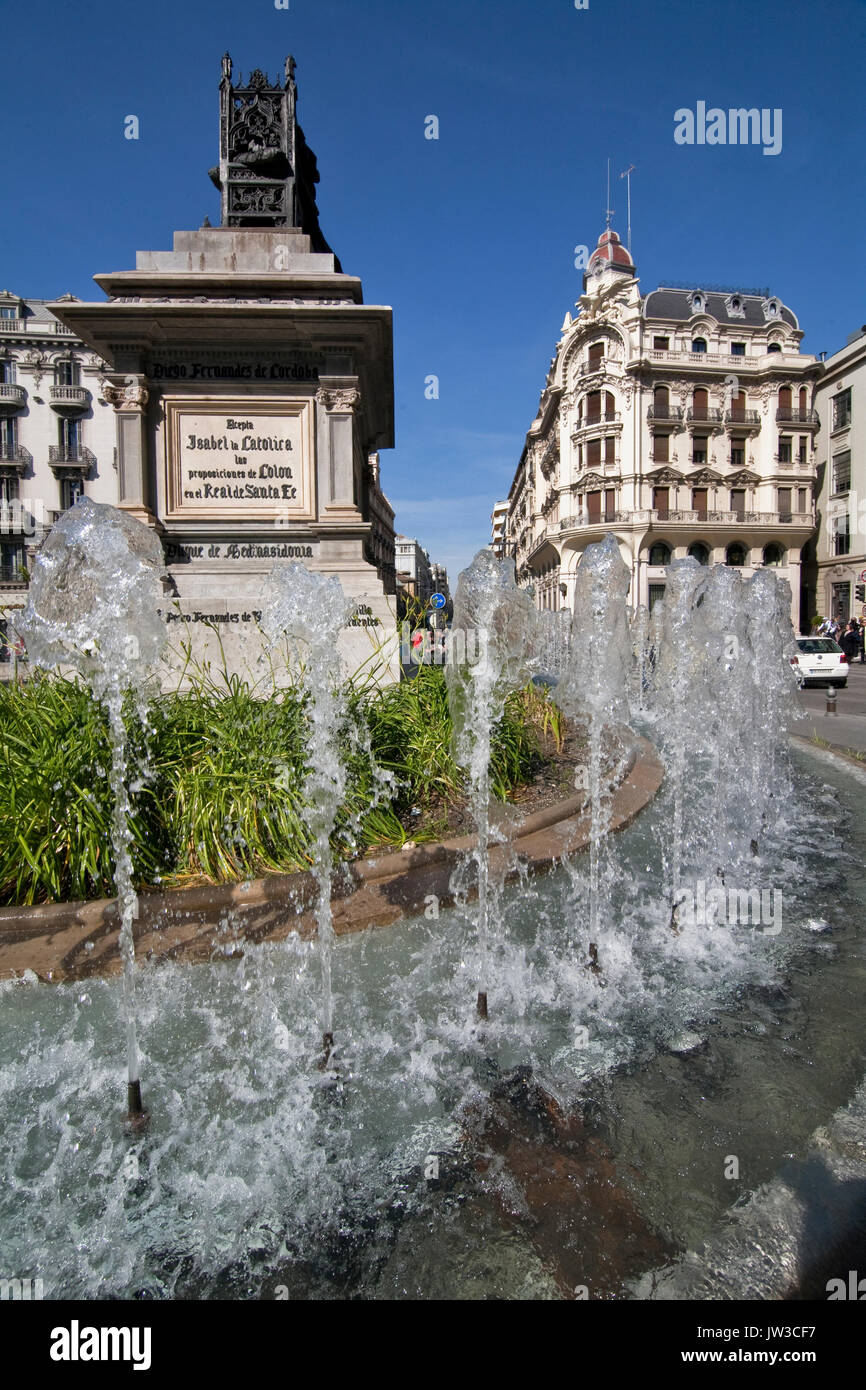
[859,618,866,664]
[840,620,861,665]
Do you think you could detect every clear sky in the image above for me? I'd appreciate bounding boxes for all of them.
[2,0,864,581]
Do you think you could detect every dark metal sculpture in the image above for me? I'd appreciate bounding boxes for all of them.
[208,52,340,267]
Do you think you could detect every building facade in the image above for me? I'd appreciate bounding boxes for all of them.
[490,499,508,557]
[813,326,866,627]
[0,291,118,664]
[395,534,433,602]
[505,229,821,627]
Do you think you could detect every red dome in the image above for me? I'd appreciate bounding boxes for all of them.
[588,228,634,272]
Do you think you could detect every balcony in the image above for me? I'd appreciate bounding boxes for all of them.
[571,411,622,441]
[0,444,32,476]
[556,508,815,533]
[0,319,26,334]
[647,405,684,425]
[0,383,26,413]
[0,564,28,590]
[0,499,46,535]
[776,408,819,427]
[686,408,724,425]
[724,409,761,431]
[646,348,808,371]
[48,444,95,477]
[49,384,90,414]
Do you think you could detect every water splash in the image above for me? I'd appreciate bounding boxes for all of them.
[261,564,356,1055]
[446,549,535,1019]
[554,535,632,950]
[17,498,167,1123]
[642,559,705,910]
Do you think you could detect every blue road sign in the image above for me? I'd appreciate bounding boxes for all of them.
[430,592,446,610]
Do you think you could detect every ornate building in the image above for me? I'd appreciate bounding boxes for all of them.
[505,228,821,626]
[0,292,117,664]
[813,326,866,627]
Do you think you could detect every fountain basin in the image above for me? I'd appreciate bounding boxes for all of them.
[0,729,663,984]
[0,742,863,1300]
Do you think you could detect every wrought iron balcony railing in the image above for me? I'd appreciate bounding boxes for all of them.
[776,408,819,425]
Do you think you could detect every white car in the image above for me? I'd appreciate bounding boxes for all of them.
[790,637,849,688]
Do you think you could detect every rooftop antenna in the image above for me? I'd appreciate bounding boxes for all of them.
[620,164,635,255]
[604,158,615,230]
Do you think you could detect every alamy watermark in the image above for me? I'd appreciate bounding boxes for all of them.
[674,103,782,157]
[672,880,782,935]
[400,621,489,670]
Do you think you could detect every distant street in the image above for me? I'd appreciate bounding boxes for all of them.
[791,660,866,754]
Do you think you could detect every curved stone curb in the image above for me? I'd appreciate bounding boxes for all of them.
[789,732,866,784]
[0,730,663,984]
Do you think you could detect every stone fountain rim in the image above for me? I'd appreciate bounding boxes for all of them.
[0,724,664,983]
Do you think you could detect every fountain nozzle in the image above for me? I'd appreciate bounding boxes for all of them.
[476,992,488,1020]
[125,1080,149,1134]
[318,1031,335,1071]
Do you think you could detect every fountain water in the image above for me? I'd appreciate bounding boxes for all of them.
[641,559,706,916]
[260,563,356,1065]
[446,549,535,1020]
[3,525,865,1301]
[16,498,167,1127]
[554,535,632,957]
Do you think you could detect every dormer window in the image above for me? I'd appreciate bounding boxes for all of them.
[725,295,745,319]
[763,298,781,320]
[0,293,23,321]
[691,292,705,313]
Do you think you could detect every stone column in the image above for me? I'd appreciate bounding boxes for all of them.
[315,377,361,517]
[102,374,158,526]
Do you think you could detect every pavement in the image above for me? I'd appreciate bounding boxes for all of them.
[790,659,866,755]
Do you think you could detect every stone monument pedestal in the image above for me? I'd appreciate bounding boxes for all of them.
[50,55,399,688]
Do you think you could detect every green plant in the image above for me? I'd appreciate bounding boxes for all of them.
[0,661,562,905]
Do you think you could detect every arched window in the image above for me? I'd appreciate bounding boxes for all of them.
[653,385,669,418]
[688,542,710,565]
[604,390,616,420]
[648,542,672,566]
[778,386,792,412]
[767,342,782,354]
[763,543,785,567]
[798,386,808,413]
[692,337,707,354]
[726,543,747,567]
[692,387,709,420]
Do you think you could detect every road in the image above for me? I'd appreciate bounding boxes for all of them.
[791,660,866,754]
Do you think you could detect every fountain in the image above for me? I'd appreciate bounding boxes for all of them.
[260,563,356,1068]
[445,549,535,1020]
[16,498,167,1128]
[553,535,633,960]
[2,525,866,1302]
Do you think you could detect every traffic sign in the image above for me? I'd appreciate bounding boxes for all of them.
[859,568,866,583]
[430,592,446,610]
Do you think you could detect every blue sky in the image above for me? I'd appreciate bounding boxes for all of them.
[2,0,864,579]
